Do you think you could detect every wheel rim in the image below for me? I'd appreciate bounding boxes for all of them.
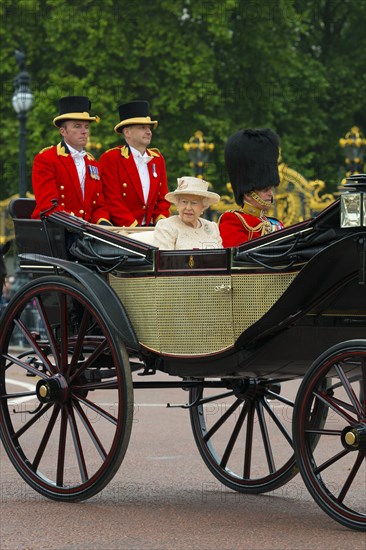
[190,378,299,493]
[0,277,133,501]
[294,342,366,531]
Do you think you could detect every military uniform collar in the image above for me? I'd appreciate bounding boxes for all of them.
[241,201,266,218]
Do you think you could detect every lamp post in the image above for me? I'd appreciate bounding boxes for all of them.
[12,50,33,198]
[183,130,215,179]
[339,126,366,185]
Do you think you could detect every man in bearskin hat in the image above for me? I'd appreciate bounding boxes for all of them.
[32,96,111,225]
[218,128,284,247]
[99,100,170,227]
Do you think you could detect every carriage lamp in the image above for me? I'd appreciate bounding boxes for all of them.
[12,49,33,198]
[340,174,366,227]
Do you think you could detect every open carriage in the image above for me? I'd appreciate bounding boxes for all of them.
[0,176,365,531]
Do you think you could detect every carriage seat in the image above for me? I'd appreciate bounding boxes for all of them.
[126,228,155,245]
[9,198,68,260]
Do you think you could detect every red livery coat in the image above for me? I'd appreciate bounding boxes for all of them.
[99,145,170,227]
[219,210,284,248]
[31,142,110,224]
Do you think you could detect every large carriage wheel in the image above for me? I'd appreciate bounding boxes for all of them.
[293,340,366,531]
[0,275,133,502]
[190,377,304,493]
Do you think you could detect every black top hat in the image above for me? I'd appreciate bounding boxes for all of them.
[53,96,99,127]
[114,100,158,133]
[224,128,280,207]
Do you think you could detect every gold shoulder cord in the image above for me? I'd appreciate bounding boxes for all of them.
[233,211,271,239]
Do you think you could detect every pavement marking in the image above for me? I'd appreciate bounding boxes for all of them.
[7,378,37,406]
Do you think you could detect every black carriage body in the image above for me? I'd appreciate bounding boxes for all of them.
[12,197,366,380]
[2,195,366,529]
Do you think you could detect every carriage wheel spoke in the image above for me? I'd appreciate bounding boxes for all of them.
[67,404,88,483]
[56,408,68,486]
[69,339,109,383]
[74,394,118,425]
[220,402,249,469]
[335,363,364,418]
[203,398,242,442]
[3,353,49,379]
[13,402,53,440]
[262,398,293,446]
[73,400,107,460]
[256,401,275,473]
[337,452,364,503]
[243,403,255,478]
[33,405,60,471]
[2,390,37,400]
[59,293,69,374]
[35,295,61,370]
[313,390,357,425]
[313,448,349,475]
[67,309,92,377]
[360,358,366,413]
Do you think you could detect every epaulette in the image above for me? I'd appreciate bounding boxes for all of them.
[104,146,122,154]
[38,145,54,154]
[147,147,161,158]
[85,151,96,161]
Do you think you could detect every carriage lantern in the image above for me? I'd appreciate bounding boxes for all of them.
[341,173,366,227]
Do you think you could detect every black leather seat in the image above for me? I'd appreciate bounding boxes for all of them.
[9,198,68,259]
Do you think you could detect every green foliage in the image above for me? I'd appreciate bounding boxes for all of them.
[1,0,366,199]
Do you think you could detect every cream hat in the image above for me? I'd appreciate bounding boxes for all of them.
[165,177,220,207]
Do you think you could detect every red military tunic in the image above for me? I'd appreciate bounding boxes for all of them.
[31,141,110,224]
[219,206,284,248]
[99,145,170,227]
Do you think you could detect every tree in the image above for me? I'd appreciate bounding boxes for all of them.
[1,0,365,201]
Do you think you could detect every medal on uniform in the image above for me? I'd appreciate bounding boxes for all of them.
[89,165,100,180]
[152,163,157,178]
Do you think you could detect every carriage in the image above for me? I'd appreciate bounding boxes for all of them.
[0,175,365,532]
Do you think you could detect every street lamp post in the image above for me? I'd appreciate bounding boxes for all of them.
[183,130,215,179]
[12,50,33,198]
[339,126,366,185]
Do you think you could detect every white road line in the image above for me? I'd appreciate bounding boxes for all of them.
[7,378,37,405]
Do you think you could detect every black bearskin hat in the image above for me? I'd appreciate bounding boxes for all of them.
[224,128,280,207]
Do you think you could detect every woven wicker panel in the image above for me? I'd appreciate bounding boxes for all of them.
[109,276,158,350]
[232,272,298,339]
[109,275,234,356]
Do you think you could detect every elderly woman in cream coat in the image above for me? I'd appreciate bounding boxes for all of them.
[153,177,223,250]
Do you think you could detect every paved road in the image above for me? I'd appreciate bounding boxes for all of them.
[1,372,365,550]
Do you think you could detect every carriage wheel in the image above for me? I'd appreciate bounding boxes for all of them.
[190,377,303,493]
[0,275,133,502]
[293,340,366,531]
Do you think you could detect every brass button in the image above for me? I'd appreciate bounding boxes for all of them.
[60,185,65,190]
[123,193,126,197]
[79,209,84,215]
[122,183,127,187]
[61,195,65,199]
[61,203,65,207]
[142,205,146,210]
[92,201,96,205]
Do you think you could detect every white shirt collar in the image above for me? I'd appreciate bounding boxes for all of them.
[130,145,149,159]
[66,143,86,157]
